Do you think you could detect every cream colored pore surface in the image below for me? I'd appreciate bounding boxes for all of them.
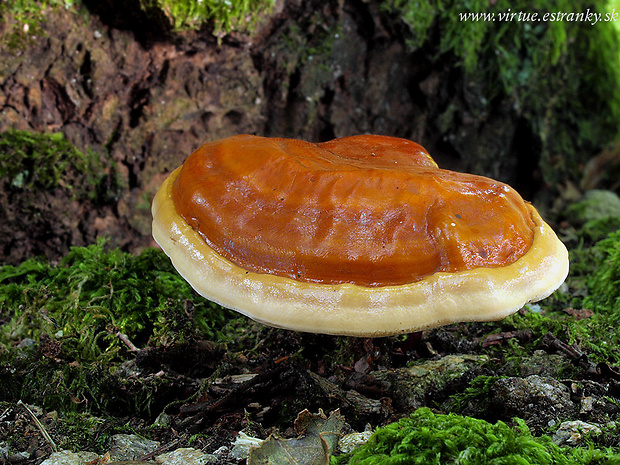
[152,167,569,337]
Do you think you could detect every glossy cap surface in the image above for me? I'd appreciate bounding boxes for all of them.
[171,135,535,287]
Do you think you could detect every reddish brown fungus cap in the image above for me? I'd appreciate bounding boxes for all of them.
[152,134,569,336]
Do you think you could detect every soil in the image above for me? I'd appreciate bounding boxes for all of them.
[4,321,620,463]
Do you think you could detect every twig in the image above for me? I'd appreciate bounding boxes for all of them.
[179,363,286,429]
[138,439,180,461]
[17,400,58,453]
[540,332,599,376]
[479,329,532,347]
[116,331,139,352]
[0,407,10,422]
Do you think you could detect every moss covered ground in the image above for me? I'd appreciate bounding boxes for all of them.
[1,193,620,462]
[333,408,620,464]
[0,240,243,412]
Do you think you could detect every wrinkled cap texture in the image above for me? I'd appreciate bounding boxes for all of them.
[152,134,569,336]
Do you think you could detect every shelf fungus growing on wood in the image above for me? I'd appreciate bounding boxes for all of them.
[151,134,569,337]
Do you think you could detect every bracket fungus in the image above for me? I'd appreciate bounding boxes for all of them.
[151,134,569,337]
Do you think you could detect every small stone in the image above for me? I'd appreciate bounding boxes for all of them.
[490,375,577,429]
[107,434,160,461]
[155,447,216,465]
[211,446,228,459]
[569,190,620,225]
[17,338,35,349]
[152,412,172,428]
[338,431,373,454]
[40,450,99,465]
[0,442,9,460]
[373,354,489,410]
[552,420,601,446]
[580,396,595,414]
[504,350,570,378]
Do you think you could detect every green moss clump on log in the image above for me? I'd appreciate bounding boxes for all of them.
[141,0,274,34]
[0,130,104,201]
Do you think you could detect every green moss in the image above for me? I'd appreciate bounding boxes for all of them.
[0,241,254,417]
[566,191,620,229]
[449,375,506,414]
[381,0,436,51]
[141,0,274,34]
[579,217,620,245]
[52,411,133,454]
[487,306,619,365]
[1,0,273,47]
[0,0,74,17]
[0,240,236,363]
[0,130,111,202]
[5,358,135,415]
[0,0,76,49]
[333,407,620,464]
[584,231,620,313]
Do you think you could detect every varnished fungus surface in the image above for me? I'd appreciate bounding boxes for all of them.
[171,135,535,287]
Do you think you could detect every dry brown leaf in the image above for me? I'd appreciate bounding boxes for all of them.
[248,409,345,465]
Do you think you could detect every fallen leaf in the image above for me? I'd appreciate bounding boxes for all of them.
[248,409,345,465]
[479,329,532,347]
